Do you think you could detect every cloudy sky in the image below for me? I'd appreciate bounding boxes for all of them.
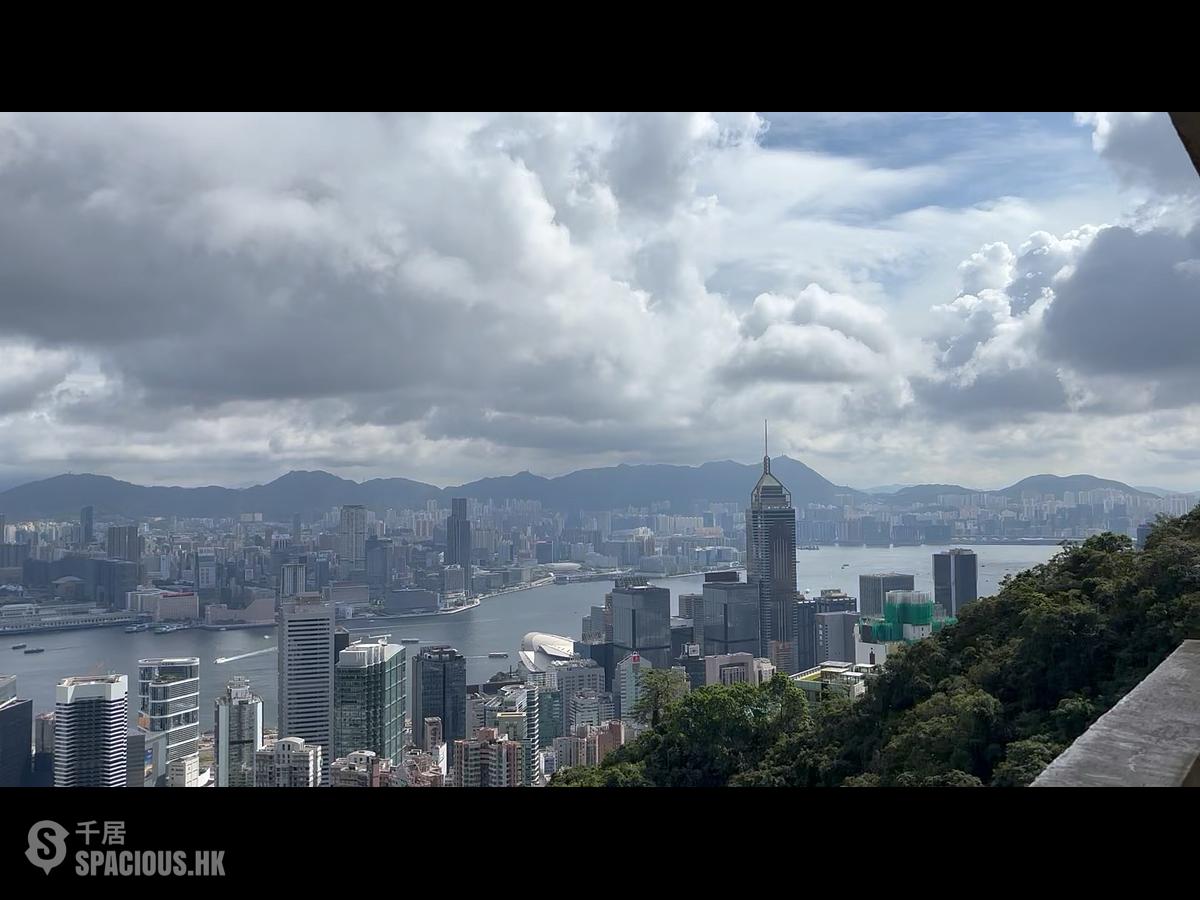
[1,111,1197,491]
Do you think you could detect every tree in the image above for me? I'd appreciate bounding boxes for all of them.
[632,668,689,729]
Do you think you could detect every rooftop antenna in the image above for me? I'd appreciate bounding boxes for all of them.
[763,420,770,473]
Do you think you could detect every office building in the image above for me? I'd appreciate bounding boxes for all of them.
[612,584,672,669]
[746,429,797,666]
[30,712,54,787]
[816,611,859,664]
[452,727,521,787]
[214,677,263,787]
[551,658,605,732]
[793,591,858,672]
[107,524,142,563]
[54,674,128,787]
[334,636,405,763]
[137,657,200,764]
[678,592,703,620]
[279,594,335,785]
[859,573,915,617]
[701,579,760,657]
[0,674,32,786]
[338,504,368,575]
[704,653,757,686]
[568,689,615,729]
[279,562,306,598]
[446,498,472,570]
[614,652,650,722]
[254,737,321,787]
[80,505,94,546]
[934,549,978,616]
[412,646,467,748]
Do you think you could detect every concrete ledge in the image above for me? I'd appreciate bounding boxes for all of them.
[1033,640,1200,787]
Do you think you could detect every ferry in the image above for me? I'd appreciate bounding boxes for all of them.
[125,623,152,634]
[487,651,508,659]
[24,647,45,654]
[400,638,421,645]
[11,643,27,650]
[800,545,820,551]
[154,623,189,635]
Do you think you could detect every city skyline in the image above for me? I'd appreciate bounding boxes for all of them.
[1,113,1198,492]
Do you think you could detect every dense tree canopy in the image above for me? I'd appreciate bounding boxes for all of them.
[552,508,1200,787]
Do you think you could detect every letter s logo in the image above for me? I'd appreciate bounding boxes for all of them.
[25,820,69,874]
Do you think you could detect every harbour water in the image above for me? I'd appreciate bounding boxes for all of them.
[2,543,1061,729]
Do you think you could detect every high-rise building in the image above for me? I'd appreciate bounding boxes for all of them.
[80,506,94,546]
[254,737,321,787]
[568,689,615,728]
[611,584,672,669]
[678,592,703,620]
[279,562,307,599]
[446,498,472,571]
[746,429,797,667]
[793,593,858,672]
[0,674,32,786]
[334,636,405,763]
[482,683,539,786]
[614,652,650,722]
[551,658,606,732]
[137,657,200,766]
[934,549,978,616]
[365,537,394,595]
[816,611,859,665]
[279,594,335,785]
[412,646,467,748]
[54,674,128,787]
[338,504,368,575]
[859,573,915,618]
[107,524,142,563]
[214,677,263,787]
[30,711,54,787]
[451,727,522,787]
[701,579,761,657]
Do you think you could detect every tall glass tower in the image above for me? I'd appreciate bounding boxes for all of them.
[746,424,797,670]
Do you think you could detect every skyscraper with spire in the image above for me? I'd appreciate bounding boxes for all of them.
[746,423,798,672]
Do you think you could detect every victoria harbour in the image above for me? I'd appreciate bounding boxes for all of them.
[3,543,1060,728]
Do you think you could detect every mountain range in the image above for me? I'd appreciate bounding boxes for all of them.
[0,460,1167,522]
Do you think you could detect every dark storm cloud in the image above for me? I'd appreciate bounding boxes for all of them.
[911,366,1070,425]
[1041,225,1200,376]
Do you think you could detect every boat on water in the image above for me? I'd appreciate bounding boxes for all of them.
[125,623,152,633]
[800,545,820,551]
[487,651,508,659]
[11,643,27,650]
[400,638,420,644]
[24,647,45,654]
[154,623,189,635]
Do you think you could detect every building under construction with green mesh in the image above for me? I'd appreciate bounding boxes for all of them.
[858,590,955,644]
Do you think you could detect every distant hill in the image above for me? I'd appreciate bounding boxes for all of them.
[0,462,1158,521]
[0,456,862,521]
[996,474,1158,500]
[860,483,916,494]
[885,484,982,504]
